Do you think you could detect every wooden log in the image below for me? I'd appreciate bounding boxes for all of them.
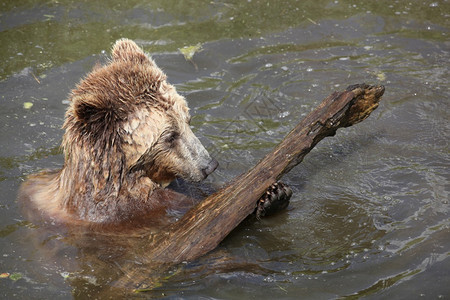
[118,83,384,289]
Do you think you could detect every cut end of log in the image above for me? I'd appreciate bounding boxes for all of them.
[344,83,385,126]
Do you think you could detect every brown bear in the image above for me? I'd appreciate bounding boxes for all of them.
[19,39,290,229]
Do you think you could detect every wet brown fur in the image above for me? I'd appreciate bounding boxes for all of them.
[19,39,211,227]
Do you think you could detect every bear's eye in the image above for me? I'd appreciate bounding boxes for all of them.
[165,132,179,145]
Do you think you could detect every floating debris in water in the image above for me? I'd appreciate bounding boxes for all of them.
[376,72,386,81]
[179,43,203,62]
[179,43,203,70]
[9,273,22,281]
[23,102,33,109]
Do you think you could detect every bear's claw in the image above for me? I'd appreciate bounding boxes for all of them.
[255,181,292,219]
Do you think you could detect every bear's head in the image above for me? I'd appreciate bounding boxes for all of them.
[63,39,218,189]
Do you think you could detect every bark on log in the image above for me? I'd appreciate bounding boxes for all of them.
[118,83,384,289]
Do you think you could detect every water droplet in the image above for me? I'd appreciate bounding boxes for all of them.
[279,111,290,118]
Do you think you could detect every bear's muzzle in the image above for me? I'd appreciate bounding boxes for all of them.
[201,158,219,179]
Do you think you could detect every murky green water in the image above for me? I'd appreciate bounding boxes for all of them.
[1,0,449,299]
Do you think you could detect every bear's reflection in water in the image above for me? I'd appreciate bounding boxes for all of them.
[21,178,276,298]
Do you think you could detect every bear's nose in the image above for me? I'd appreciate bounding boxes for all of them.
[201,158,219,178]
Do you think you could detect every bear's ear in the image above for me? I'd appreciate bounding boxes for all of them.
[73,95,117,130]
[68,95,121,147]
[111,38,152,64]
[74,100,102,124]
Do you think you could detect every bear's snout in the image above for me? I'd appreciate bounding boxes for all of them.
[201,158,219,179]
